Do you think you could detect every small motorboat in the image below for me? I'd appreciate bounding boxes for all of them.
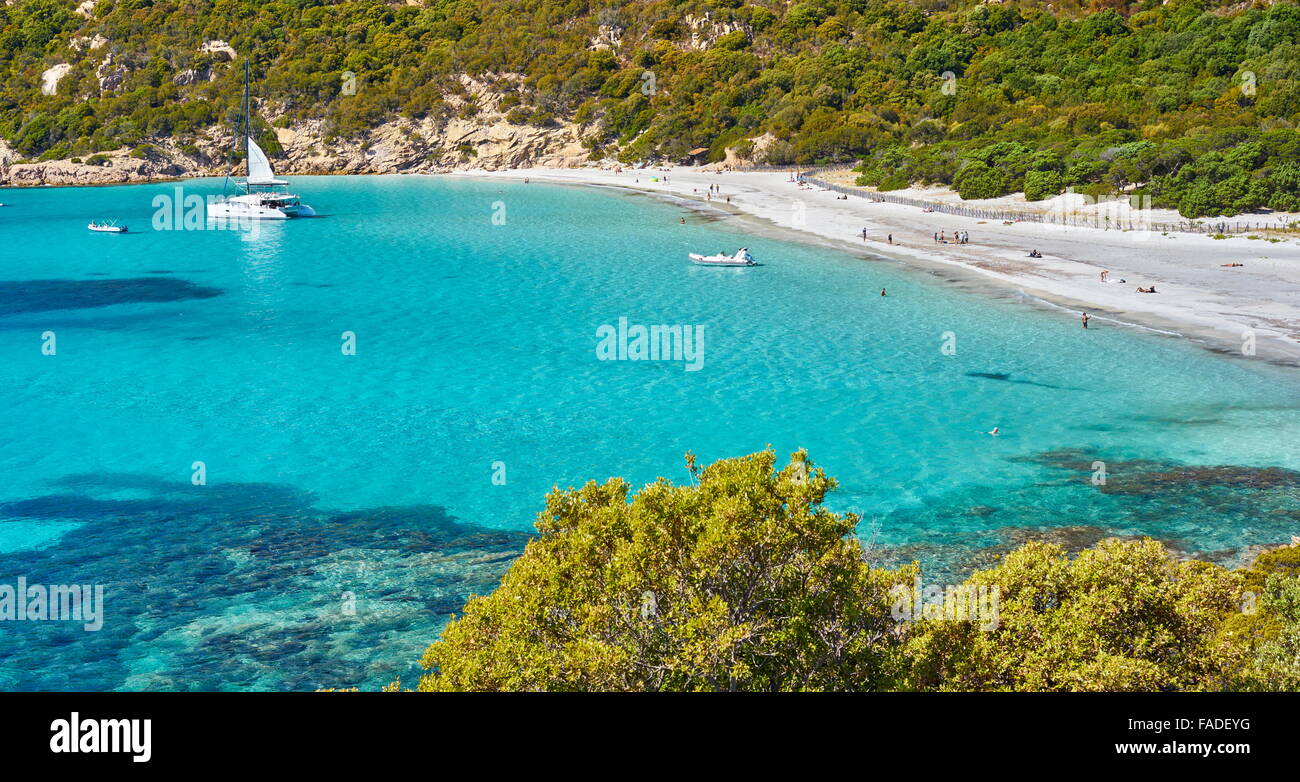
[689,247,757,266]
[88,220,127,233]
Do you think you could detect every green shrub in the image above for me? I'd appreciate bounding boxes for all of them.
[1024,170,1065,201]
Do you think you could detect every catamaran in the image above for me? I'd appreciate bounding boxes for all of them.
[209,60,315,220]
[688,248,757,266]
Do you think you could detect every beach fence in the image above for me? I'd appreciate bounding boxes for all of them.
[773,169,1298,236]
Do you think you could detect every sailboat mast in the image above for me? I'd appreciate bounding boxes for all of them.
[242,59,250,178]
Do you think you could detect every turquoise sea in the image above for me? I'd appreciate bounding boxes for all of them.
[1,175,1298,690]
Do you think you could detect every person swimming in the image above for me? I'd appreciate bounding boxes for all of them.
[987,427,1000,436]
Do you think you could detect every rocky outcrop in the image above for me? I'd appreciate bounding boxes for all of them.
[1,146,196,187]
[97,56,128,92]
[1,76,594,186]
[272,115,588,175]
[683,13,749,50]
[711,132,778,169]
[172,67,211,86]
[70,34,108,52]
[199,40,237,61]
[41,64,72,95]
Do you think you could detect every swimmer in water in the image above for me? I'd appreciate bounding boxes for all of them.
[987,427,1000,437]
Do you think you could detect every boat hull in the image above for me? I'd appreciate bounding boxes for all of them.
[689,254,755,266]
[207,202,315,220]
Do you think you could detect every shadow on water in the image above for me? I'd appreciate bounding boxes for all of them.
[0,278,222,316]
[0,473,529,692]
[964,371,1080,391]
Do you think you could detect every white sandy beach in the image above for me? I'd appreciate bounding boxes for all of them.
[465,166,1300,366]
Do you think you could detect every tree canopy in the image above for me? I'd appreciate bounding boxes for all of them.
[418,449,1300,692]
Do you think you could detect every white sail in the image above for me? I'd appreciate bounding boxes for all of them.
[245,136,281,185]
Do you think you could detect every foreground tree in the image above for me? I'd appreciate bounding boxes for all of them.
[416,450,1299,692]
[903,539,1251,691]
[419,449,911,691]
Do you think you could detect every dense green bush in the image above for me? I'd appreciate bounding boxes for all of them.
[418,450,1300,692]
[1024,170,1065,201]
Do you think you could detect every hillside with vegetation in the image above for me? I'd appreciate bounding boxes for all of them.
[0,0,1298,215]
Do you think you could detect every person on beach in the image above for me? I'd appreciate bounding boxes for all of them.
[1100,270,1108,282]
[1081,312,1091,329]
[862,228,868,242]
[888,234,893,244]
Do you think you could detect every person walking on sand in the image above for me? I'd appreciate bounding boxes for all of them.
[1100,270,1109,282]
[1081,312,1091,329]
[862,227,868,242]
[888,233,893,244]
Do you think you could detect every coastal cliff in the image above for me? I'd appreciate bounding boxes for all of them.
[0,77,590,186]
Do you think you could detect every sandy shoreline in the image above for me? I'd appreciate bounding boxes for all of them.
[461,167,1300,368]
[7,164,1300,367]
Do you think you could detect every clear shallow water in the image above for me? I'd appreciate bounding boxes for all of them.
[0,175,1297,690]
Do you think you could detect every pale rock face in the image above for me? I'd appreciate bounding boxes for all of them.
[715,132,778,169]
[5,74,593,185]
[41,64,73,96]
[683,13,747,50]
[97,58,127,92]
[75,0,96,17]
[200,40,238,60]
[172,67,211,86]
[69,34,107,52]
[1,147,188,186]
[590,24,622,49]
